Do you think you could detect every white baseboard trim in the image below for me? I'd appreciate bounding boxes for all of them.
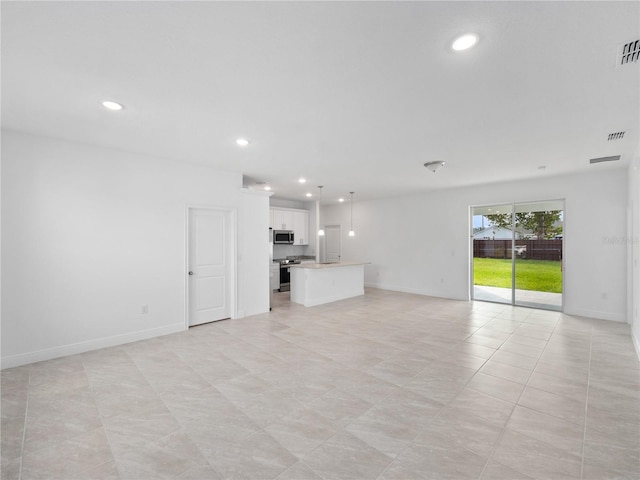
[364,282,468,301]
[365,282,426,296]
[1,323,186,370]
[366,285,629,322]
[563,307,626,323]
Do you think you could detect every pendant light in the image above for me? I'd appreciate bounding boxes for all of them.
[317,186,325,236]
[348,192,355,237]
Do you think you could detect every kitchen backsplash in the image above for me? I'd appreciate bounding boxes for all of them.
[274,244,314,259]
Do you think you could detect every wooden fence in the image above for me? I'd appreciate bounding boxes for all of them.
[473,239,563,261]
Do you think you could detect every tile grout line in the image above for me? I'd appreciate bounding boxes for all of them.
[79,352,125,480]
[174,330,353,479]
[373,307,507,480]
[6,293,631,480]
[475,309,560,479]
[579,327,593,480]
[17,367,31,480]
[135,344,230,480]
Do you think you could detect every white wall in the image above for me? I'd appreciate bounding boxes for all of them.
[1,130,269,368]
[629,151,640,356]
[240,189,271,317]
[322,168,629,322]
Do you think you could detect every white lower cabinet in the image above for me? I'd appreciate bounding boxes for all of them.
[270,263,280,291]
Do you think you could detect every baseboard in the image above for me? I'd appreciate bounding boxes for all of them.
[365,282,426,296]
[1,322,186,369]
[563,307,626,323]
[364,282,468,301]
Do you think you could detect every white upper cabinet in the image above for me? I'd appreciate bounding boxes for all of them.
[272,208,294,231]
[292,210,309,245]
[270,207,309,245]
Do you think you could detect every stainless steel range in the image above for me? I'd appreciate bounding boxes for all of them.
[278,259,300,292]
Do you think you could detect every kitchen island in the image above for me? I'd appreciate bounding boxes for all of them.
[289,262,369,307]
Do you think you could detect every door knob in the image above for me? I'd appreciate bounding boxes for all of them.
[188,271,194,275]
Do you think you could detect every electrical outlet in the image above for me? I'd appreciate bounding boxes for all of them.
[141,305,149,314]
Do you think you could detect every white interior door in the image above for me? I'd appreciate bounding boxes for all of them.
[188,208,231,326]
[325,225,341,262]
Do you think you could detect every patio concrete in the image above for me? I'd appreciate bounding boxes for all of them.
[473,285,562,311]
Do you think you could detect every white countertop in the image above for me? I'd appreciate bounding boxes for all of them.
[288,261,370,270]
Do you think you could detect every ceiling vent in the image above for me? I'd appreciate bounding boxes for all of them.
[618,40,640,66]
[607,131,625,141]
[590,155,621,164]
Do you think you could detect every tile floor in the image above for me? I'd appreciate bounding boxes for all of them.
[2,288,639,480]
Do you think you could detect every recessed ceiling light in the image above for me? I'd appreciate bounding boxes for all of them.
[451,33,479,52]
[264,186,271,191]
[338,198,345,203]
[236,138,250,147]
[306,193,312,197]
[298,178,307,184]
[102,100,123,111]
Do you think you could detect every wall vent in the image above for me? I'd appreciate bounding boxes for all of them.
[590,155,621,164]
[618,40,640,66]
[607,131,625,141]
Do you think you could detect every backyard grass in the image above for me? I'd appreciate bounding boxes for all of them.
[473,258,563,293]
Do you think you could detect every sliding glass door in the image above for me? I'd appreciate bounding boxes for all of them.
[472,204,514,305]
[513,201,563,310]
[471,200,564,311]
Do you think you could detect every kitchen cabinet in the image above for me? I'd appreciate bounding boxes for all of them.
[272,209,294,231]
[270,262,280,291]
[270,207,310,245]
[289,262,368,307]
[292,210,309,245]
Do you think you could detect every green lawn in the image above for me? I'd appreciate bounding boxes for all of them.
[473,258,563,293]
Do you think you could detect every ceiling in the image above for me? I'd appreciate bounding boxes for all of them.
[2,1,638,203]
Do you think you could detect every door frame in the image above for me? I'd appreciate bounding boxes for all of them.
[469,198,565,311]
[322,224,342,263]
[184,205,237,329]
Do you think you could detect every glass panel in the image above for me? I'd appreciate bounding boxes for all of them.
[513,200,564,310]
[472,204,514,305]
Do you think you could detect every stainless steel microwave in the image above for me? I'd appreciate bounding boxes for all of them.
[274,230,294,244]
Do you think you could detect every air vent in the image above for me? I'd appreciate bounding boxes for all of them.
[608,131,625,141]
[590,155,621,164]
[618,40,640,66]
